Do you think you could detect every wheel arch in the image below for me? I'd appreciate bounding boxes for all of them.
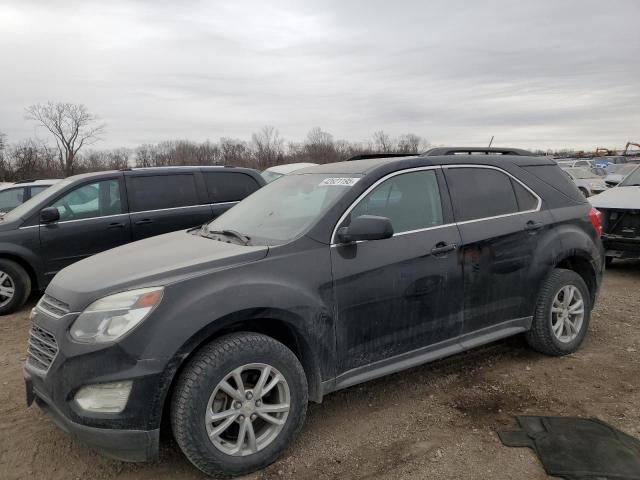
[554,253,599,304]
[155,308,325,434]
[0,251,39,291]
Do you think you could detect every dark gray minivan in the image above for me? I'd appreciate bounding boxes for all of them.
[0,166,264,314]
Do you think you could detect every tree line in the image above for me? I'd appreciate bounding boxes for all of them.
[0,102,433,181]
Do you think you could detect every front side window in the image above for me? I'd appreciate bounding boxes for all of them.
[0,188,25,212]
[128,174,199,212]
[348,170,444,233]
[445,167,522,222]
[50,180,122,221]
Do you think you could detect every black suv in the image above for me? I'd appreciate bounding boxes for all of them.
[24,148,604,477]
[0,166,264,314]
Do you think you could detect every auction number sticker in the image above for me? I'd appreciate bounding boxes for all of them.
[319,177,360,186]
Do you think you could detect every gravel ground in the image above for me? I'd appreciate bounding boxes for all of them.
[1,262,639,480]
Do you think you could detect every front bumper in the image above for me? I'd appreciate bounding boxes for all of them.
[23,306,173,462]
[25,370,159,462]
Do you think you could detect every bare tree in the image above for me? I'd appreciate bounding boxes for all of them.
[397,133,422,154]
[373,130,394,153]
[304,127,335,163]
[25,102,105,176]
[251,125,284,169]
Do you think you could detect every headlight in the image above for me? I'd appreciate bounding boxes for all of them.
[70,287,163,343]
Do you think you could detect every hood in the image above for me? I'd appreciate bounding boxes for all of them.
[589,186,640,210]
[47,230,268,309]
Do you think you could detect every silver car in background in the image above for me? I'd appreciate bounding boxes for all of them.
[561,167,608,197]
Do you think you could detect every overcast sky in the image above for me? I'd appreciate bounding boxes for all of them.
[1,0,639,151]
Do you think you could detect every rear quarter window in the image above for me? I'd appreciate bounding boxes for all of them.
[203,172,261,203]
[522,165,586,203]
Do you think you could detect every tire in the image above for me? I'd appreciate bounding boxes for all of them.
[0,259,31,315]
[526,268,591,356]
[578,187,590,198]
[171,332,308,477]
[605,256,614,268]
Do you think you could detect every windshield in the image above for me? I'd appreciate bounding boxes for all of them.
[206,173,361,245]
[618,164,640,186]
[566,168,598,179]
[609,164,636,175]
[261,170,283,183]
[2,178,73,221]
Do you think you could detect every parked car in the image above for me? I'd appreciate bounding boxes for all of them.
[560,167,608,197]
[603,164,638,186]
[595,156,628,169]
[556,159,594,168]
[261,162,318,183]
[24,148,604,477]
[590,163,640,266]
[0,179,59,215]
[0,166,264,314]
[590,166,608,177]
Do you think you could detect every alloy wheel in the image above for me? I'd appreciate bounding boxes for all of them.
[0,271,15,308]
[205,363,291,457]
[550,285,585,343]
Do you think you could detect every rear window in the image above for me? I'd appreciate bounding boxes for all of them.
[127,174,199,212]
[445,167,520,222]
[523,165,585,202]
[203,172,261,203]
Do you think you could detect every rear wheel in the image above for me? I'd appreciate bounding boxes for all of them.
[0,259,31,315]
[171,332,308,477]
[526,269,591,356]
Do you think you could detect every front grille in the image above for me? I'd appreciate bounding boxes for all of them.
[37,294,71,318]
[27,325,58,372]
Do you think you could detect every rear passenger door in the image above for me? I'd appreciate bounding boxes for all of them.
[443,166,552,334]
[202,171,261,218]
[126,173,211,241]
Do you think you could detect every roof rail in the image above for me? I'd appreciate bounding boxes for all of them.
[424,147,535,156]
[14,178,37,183]
[345,153,420,161]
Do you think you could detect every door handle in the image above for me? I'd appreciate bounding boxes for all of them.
[525,220,544,232]
[107,222,125,229]
[134,219,154,225]
[431,242,457,255]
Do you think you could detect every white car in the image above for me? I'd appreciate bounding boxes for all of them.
[556,159,594,168]
[590,164,640,266]
[603,164,639,186]
[561,167,608,197]
[261,162,318,183]
[0,179,59,215]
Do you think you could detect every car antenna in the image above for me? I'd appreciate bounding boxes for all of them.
[488,136,494,148]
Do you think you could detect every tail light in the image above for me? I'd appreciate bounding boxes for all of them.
[588,207,602,236]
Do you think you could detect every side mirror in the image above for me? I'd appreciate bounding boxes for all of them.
[336,215,393,244]
[40,207,60,224]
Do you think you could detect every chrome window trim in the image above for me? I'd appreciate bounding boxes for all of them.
[18,201,239,229]
[330,164,543,246]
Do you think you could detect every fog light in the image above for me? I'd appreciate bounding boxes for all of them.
[74,381,133,413]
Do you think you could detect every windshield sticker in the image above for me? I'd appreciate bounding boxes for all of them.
[319,177,360,187]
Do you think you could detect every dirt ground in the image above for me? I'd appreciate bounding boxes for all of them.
[1,263,639,480]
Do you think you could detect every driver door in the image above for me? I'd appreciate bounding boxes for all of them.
[40,176,131,280]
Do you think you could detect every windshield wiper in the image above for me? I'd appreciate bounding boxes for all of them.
[205,229,251,245]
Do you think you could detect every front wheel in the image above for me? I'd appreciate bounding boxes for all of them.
[171,332,308,477]
[526,269,591,356]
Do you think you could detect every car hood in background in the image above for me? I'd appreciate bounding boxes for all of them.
[46,230,268,310]
[589,187,640,210]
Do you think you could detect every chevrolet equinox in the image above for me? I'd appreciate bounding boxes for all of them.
[24,148,604,477]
